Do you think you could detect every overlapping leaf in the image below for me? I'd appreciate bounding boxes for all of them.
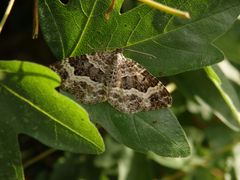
[83,103,190,157]
[0,61,104,179]
[39,0,194,157]
[1,0,240,179]
[172,65,240,131]
[39,0,240,75]
[38,0,240,156]
[215,20,240,64]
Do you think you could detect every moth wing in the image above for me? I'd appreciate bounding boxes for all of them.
[108,55,172,113]
[50,56,108,104]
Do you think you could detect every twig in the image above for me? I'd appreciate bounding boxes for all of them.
[32,0,39,39]
[0,0,15,33]
[23,148,56,169]
[138,0,190,19]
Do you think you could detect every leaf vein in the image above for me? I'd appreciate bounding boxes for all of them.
[79,0,89,17]
[44,0,65,57]
[70,0,98,56]
[1,84,102,150]
[125,4,239,48]
[152,39,201,55]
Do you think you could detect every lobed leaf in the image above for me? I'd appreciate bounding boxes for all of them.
[0,61,104,179]
[39,0,240,76]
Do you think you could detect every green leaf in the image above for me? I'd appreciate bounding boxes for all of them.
[149,127,206,171]
[97,138,153,180]
[124,152,153,180]
[83,103,190,157]
[204,66,240,126]
[39,0,240,76]
[0,61,104,179]
[233,143,240,179]
[215,20,240,64]
[39,0,192,157]
[148,152,193,170]
[205,125,240,150]
[172,65,240,131]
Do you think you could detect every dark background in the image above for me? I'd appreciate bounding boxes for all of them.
[0,0,55,65]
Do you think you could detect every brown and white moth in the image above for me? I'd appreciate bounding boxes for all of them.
[50,49,172,113]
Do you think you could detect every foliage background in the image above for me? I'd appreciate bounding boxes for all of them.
[0,0,240,179]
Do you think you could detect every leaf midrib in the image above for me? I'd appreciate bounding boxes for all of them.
[70,0,99,56]
[124,3,240,49]
[1,83,102,151]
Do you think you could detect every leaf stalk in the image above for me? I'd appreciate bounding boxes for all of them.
[0,0,15,33]
[204,66,240,127]
[138,0,190,19]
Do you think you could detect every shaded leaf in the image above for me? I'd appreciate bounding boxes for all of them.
[39,0,240,75]
[125,152,152,180]
[83,103,190,157]
[172,65,240,131]
[215,20,240,64]
[205,125,240,150]
[49,153,101,180]
[233,143,240,179]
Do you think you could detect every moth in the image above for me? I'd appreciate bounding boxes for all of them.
[50,49,172,113]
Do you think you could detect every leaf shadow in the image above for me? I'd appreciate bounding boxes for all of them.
[0,61,60,85]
